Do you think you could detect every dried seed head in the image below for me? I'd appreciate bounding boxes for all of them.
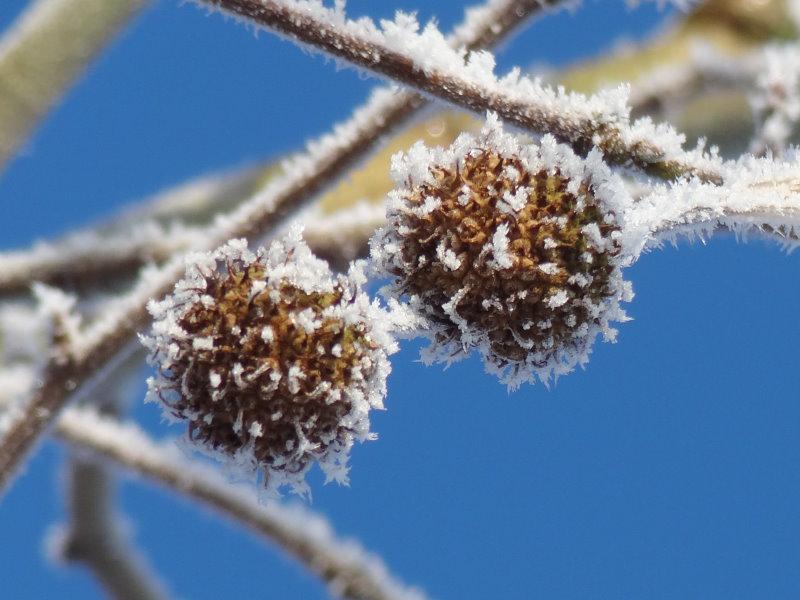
[143,228,396,495]
[371,115,634,388]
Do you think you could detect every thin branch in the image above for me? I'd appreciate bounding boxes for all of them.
[0,199,382,297]
[0,222,199,297]
[54,350,169,600]
[0,163,270,296]
[58,457,171,600]
[628,44,755,121]
[629,157,800,250]
[0,0,557,496]
[200,0,724,183]
[0,0,149,172]
[302,201,386,270]
[56,407,426,600]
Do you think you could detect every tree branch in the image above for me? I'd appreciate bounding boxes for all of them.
[200,0,724,183]
[58,456,171,600]
[56,407,426,600]
[54,351,169,600]
[0,0,559,496]
[630,158,800,250]
[0,0,149,172]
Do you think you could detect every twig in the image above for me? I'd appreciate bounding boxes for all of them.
[0,222,200,297]
[56,407,426,600]
[629,156,800,250]
[0,199,383,297]
[58,457,171,600]
[0,0,557,496]
[0,163,271,296]
[628,43,755,120]
[0,0,148,172]
[302,201,386,270]
[200,0,724,183]
[54,351,169,600]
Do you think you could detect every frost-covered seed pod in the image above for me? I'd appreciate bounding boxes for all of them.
[371,114,633,388]
[143,228,396,495]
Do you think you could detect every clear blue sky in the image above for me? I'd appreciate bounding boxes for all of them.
[4,1,800,599]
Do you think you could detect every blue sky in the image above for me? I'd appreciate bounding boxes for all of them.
[4,1,800,599]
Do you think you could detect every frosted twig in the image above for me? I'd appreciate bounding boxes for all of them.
[0,163,271,296]
[0,222,201,296]
[56,407,427,600]
[0,0,553,496]
[0,0,148,172]
[629,154,800,251]
[201,0,724,183]
[0,200,385,298]
[301,201,386,270]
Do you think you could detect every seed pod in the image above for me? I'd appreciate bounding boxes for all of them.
[143,228,396,495]
[371,114,633,388]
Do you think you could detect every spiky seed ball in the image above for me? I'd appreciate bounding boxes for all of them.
[371,114,634,388]
[143,227,396,495]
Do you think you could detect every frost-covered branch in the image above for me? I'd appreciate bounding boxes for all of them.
[629,154,800,250]
[0,200,386,297]
[0,0,552,496]
[302,201,387,270]
[0,0,148,172]
[0,222,200,296]
[201,0,723,183]
[56,408,426,600]
[0,164,271,296]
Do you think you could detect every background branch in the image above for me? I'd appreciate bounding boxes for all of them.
[58,457,170,600]
[56,407,426,600]
[0,0,149,173]
[55,351,169,600]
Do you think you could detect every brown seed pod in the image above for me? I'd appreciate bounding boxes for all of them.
[371,115,633,388]
[144,229,395,495]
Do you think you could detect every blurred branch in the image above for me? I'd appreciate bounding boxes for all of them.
[55,350,169,600]
[302,201,386,271]
[59,457,170,600]
[56,407,426,600]
[627,45,755,121]
[0,0,149,173]
[0,163,272,296]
